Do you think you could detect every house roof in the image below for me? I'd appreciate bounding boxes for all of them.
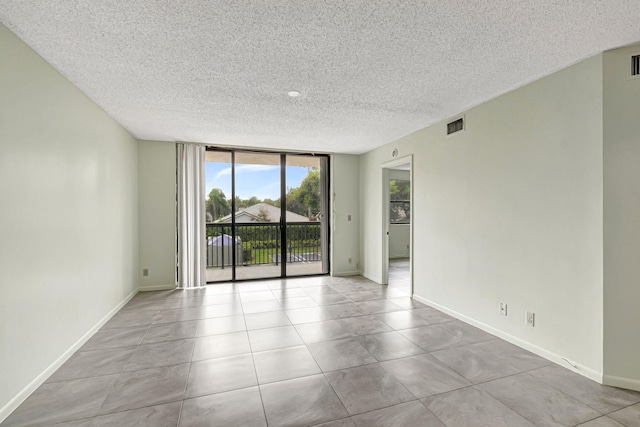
[207,234,241,246]
[215,203,310,223]
[1,2,639,154]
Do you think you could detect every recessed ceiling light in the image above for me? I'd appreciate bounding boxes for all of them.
[287,90,301,97]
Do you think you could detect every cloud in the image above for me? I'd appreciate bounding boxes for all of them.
[214,164,279,180]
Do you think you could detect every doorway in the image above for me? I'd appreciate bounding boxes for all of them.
[381,156,413,295]
[204,149,330,282]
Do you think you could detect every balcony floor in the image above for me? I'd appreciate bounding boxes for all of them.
[206,261,324,282]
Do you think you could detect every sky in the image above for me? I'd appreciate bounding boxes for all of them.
[205,162,310,201]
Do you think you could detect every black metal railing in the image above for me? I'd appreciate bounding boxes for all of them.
[206,222,321,268]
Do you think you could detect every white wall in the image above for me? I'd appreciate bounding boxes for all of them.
[360,54,605,379]
[603,45,640,390]
[0,23,139,419]
[331,154,360,275]
[138,140,176,291]
[359,153,383,283]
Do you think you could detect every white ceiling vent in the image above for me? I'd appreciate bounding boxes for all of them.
[446,117,465,135]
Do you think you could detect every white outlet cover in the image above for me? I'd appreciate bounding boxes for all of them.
[526,311,535,327]
[499,302,507,316]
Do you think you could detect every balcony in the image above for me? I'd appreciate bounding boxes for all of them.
[205,222,324,281]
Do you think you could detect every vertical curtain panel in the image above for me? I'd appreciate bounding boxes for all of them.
[320,156,330,274]
[176,143,206,288]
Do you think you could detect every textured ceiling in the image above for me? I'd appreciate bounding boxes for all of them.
[1,1,639,154]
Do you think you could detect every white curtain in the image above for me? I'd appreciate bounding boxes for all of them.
[320,156,330,274]
[176,143,206,288]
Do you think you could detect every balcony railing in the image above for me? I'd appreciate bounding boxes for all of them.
[206,222,321,268]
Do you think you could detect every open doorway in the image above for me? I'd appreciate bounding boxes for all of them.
[381,156,412,295]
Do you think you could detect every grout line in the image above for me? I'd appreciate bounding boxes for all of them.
[14,276,524,426]
[245,318,270,427]
[93,397,188,420]
[175,400,184,427]
[83,321,157,419]
[182,326,199,402]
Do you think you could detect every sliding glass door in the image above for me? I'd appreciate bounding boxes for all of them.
[204,150,233,282]
[204,149,329,282]
[285,155,328,276]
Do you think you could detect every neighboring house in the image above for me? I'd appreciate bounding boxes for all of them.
[214,203,311,223]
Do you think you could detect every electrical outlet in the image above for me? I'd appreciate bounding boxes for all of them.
[526,311,535,327]
[143,268,149,277]
[499,302,508,316]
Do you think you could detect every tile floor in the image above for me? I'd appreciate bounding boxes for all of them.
[388,258,411,294]
[3,272,640,427]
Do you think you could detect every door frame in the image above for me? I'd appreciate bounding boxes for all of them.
[380,155,413,295]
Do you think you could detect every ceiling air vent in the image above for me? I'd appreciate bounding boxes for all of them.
[447,117,464,135]
[632,54,640,76]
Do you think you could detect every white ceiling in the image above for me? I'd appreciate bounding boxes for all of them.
[1,1,639,154]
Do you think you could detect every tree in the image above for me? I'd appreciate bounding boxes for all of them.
[390,179,410,201]
[287,168,320,219]
[207,188,230,222]
[233,196,250,209]
[262,198,280,208]
[389,179,410,223]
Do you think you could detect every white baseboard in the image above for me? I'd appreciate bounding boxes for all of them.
[331,270,361,277]
[412,294,604,384]
[138,284,177,292]
[0,288,139,423]
[603,374,640,392]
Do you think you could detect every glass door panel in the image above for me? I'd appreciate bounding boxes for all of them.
[204,151,233,282]
[285,155,329,276]
[233,152,282,280]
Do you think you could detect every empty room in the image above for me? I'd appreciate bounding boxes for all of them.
[2,1,640,426]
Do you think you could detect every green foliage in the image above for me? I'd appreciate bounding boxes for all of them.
[240,238,320,250]
[262,198,281,208]
[390,179,410,201]
[390,180,410,224]
[206,188,231,222]
[286,168,320,219]
[207,222,321,266]
[234,196,261,209]
[206,168,321,222]
[250,248,274,264]
[205,167,325,265]
[242,242,253,262]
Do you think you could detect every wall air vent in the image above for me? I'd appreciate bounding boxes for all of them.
[632,54,640,76]
[447,117,464,135]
